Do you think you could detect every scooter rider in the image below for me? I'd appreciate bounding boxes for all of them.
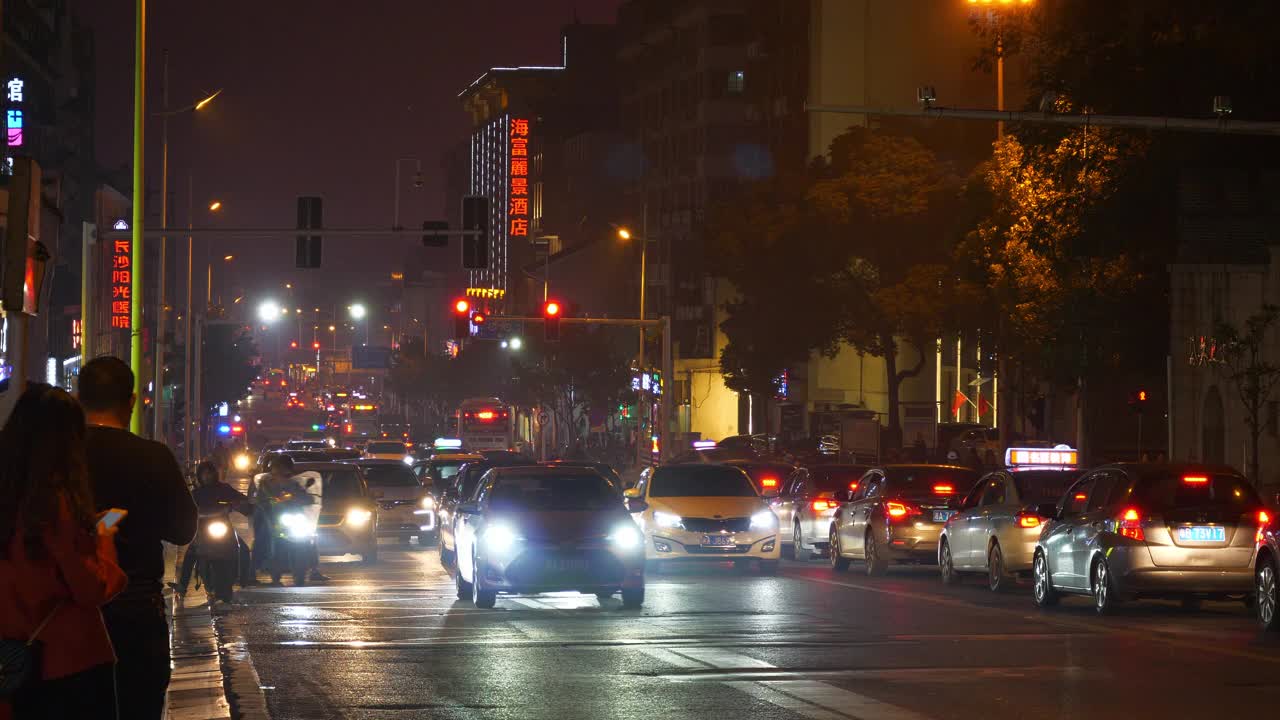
[173,462,253,600]
[257,456,328,586]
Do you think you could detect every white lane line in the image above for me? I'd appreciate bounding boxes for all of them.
[640,646,934,720]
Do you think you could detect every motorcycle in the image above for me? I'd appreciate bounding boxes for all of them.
[267,478,319,585]
[192,501,240,602]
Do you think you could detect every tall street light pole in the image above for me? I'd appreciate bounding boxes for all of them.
[616,205,651,466]
[130,0,147,434]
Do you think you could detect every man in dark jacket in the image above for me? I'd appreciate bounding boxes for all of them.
[79,357,197,720]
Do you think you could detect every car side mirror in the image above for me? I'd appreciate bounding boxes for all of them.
[626,498,648,513]
[457,502,481,515]
[623,488,641,499]
[1035,503,1059,520]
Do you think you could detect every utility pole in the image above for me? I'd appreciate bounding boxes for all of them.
[154,49,168,442]
[184,175,194,466]
[129,0,147,434]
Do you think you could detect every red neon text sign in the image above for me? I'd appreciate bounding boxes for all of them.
[110,239,131,329]
[509,117,530,237]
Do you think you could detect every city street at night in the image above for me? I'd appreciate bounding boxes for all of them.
[217,546,1280,720]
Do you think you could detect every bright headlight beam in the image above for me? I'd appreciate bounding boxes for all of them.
[654,511,684,529]
[750,510,778,530]
[483,525,519,553]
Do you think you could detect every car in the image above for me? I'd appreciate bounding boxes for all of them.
[412,452,483,493]
[438,455,536,564]
[286,440,329,451]
[722,460,796,496]
[939,467,1081,591]
[624,463,782,574]
[364,440,412,462]
[480,449,535,464]
[296,462,379,565]
[541,460,625,492]
[830,465,980,575]
[770,464,868,560]
[452,466,646,608]
[1255,506,1280,630]
[1033,463,1265,614]
[343,459,434,545]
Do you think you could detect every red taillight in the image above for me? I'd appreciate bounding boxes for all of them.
[760,477,779,490]
[1118,507,1144,541]
[848,481,859,492]
[1017,512,1041,529]
[1073,493,1087,501]
[885,501,921,522]
[1182,475,1209,485]
[811,499,839,512]
[477,411,496,420]
[933,483,955,496]
[1258,510,1272,543]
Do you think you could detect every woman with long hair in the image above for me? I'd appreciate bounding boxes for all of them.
[0,384,127,720]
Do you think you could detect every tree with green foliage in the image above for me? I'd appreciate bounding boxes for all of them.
[203,323,259,414]
[1215,305,1280,485]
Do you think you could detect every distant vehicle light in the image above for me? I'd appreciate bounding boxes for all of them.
[476,411,496,420]
[1182,475,1209,485]
[433,438,463,449]
[345,508,372,527]
[217,424,232,435]
[933,483,955,496]
[759,477,779,490]
[692,440,717,450]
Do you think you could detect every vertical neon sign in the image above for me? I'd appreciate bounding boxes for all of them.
[6,77,24,147]
[509,117,530,238]
[110,240,132,329]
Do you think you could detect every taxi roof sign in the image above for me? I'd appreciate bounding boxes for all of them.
[433,438,464,449]
[1005,445,1078,469]
[692,440,717,450]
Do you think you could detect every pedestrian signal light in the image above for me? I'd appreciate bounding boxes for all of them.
[471,312,486,326]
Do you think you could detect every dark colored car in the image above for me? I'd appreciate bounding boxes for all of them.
[1034,463,1264,614]
[541,460,624,491]
[344,459,433,544]
[452,466,645,608]
[438,455,537,564]
[298,462,379,564]
[480,450,536,464]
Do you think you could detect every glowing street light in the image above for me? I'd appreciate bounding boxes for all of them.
[258,300,281,323]
[617,227,633,241]
[349,303,367,320]
[208,200,223,212]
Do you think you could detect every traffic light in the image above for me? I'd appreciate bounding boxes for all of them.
[461,196,489,269]
[453,298,471,340]
[1130,389,1150,413]
[543,300,562,342]
[289,340,299,349]
[296,196,323,269]
[471,311,486,327]
[423,220,448,247]
[312,341,321,350]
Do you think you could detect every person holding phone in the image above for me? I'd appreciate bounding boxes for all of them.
[78,358,197,720]
[0,384,128,720]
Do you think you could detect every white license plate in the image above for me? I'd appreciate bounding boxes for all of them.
[933,510,955,523]
[703,535,736,546]
[1176,526,1226,542]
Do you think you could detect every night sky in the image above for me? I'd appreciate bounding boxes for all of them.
[78,0,623,302]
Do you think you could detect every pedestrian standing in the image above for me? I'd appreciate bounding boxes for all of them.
[0,384,128,720]
[78,357,197,720]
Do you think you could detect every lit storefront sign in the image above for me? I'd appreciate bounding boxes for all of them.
[110,239,131,329]
[7,77,23,147]
[509,117,530,238]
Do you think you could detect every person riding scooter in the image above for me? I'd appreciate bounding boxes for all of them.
[173,461,253,602]
[258,456,324,586]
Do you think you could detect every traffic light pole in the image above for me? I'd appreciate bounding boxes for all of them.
[483,314,673,463]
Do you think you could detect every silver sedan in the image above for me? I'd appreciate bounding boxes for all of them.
[771,465,866,560]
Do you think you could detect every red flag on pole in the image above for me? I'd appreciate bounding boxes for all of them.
[978,395,991,418]
[952,391,968,418]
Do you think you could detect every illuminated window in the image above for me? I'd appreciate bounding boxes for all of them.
[727,70,745,94]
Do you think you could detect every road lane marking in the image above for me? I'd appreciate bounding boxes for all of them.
[796,574,1280,666]
[759,680,930,720]
[726,682,848,720]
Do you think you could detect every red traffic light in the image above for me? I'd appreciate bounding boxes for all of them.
[453,298,471,315]
[471,312,486,325]
[289,340,299,349]
[543,300,562,318]
[312,341,321,350]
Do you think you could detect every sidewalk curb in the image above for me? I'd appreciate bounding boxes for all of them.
[164,587,232,720]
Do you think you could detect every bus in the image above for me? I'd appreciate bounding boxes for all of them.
[456,397,514,452]
[378,415,411,440]
[347,402,380,438]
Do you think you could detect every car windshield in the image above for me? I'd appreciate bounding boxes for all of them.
[319,470,363,508]
[487,473,620,512]
[1011,470,1084,504]
[422,460,465,485]
[810,467,868,493]
[649,466,757,497]
[1134,473,1262,510]
[359,464,420,487]
[885,467,980,498]
[366,442,406,454]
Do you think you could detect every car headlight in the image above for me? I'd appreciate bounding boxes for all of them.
[345,508,372,527]
[402,455,415,465]
[483,525,520,553]
[207,520,229,539]
[610,525,642,550]
[280,512,315,538]
[420,496,435,510]
[750,510,778,530]
[233,454,251,471]
[653,511,684,530]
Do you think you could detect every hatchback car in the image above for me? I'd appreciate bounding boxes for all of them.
[830,465,980,575]
[299,462,379,564]
[1033,463,1265,613]
[625,463,781,574]
[343,459,433,545]
[452,467,645,608]
[771,464,867,560]
[940,468,1081,591]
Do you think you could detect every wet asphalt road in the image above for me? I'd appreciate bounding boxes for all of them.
[215,540,1280,720]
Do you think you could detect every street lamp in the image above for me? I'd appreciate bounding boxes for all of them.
[349,303,367,320]
[965,0,1034,139]
[208,200,222,212]
[258,300,281,323]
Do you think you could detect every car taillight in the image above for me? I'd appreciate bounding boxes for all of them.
[1016,512,1041,529]
[760,477,779,490]
[1182,475,1209,485]
[1258,510,1272,543]
[848,481,859,492]
[933,483,955,496]
[1117,507,1145,541]
[885,501,919,522]
[811,499,839,512]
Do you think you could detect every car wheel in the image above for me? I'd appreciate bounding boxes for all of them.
[790,522,804,560]
[455,563,472,600]
[865,529,888,577]
[940,539,959,586]
[621,586,645,609]
[830,527,850,572]
[471,556,497,609]
[1257,556,1280,631]
[988,542,1012,593]
[757,560,779,576]
[1092,557,1119,615]
[1032,550,1059,608]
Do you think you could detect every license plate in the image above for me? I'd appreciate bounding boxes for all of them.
[1176,526,1226,542]
[703,535,736,546]
[933,510,955,523]
[545,557,588,572]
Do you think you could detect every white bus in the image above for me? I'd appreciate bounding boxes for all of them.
[456,397,514,452]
